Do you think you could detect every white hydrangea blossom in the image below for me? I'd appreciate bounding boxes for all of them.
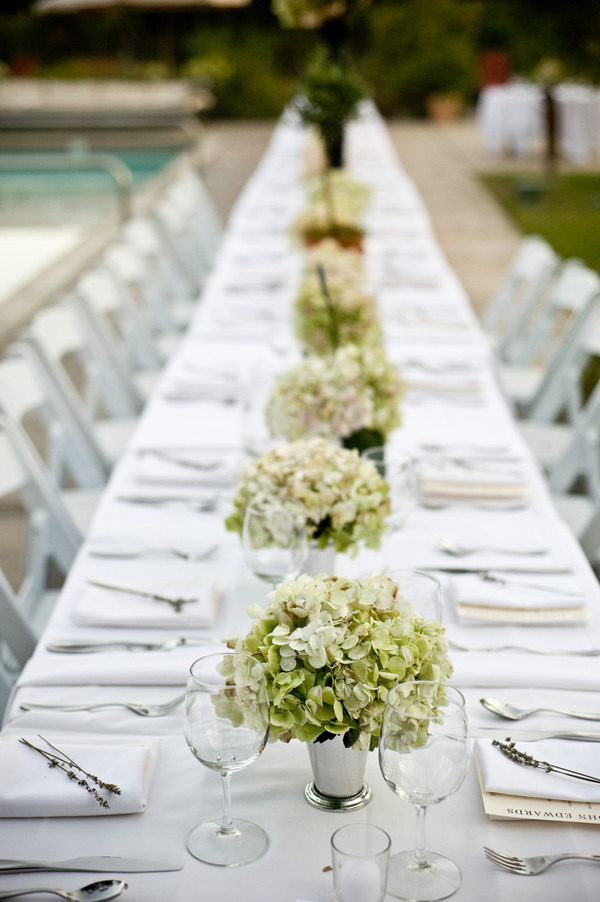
[225,437,389,554]
[226,573,452,750]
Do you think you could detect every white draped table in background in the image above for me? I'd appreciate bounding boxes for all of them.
[1,104,599,901]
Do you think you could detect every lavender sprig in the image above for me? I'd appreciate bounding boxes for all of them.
[493,738,600,784]
[19,735,122,809]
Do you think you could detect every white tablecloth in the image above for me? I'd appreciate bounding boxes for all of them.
[1,103,599,901]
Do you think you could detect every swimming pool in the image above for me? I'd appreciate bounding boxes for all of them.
[0,146,180,227]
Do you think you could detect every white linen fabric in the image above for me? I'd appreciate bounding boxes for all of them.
[475,737,600,802]
[0,735,157,816]
[1,103,600,902]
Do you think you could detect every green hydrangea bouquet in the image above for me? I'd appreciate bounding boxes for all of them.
[225,572,452,751]
[225,437,388,554]
[266,344,404,448]
[292,170,370,247]
[294,239,381,355]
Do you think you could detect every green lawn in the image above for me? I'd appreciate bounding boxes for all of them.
[479,172,600,275]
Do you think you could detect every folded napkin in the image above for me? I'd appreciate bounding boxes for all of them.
[450,573,589,624]
[162,379,245,403]
[131,401,242,451]
[417,459,530,505]
[475,738,600,803]
[18,640,225,687]
[72,576,222,629]
[0,735,157,817]
[404,376,483,396]
[5,686,188,736]
[133,448,240,488]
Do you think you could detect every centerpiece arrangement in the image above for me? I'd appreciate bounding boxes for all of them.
[265,343,404,452]
[225,437,388,559]
[224,571,452,808]
[293,49,367,169]
[292,168,370,248]
[294,240,381,354]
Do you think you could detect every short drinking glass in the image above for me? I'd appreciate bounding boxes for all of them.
[331,823,391,902]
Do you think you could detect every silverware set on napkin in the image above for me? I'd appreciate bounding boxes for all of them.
[19,693,185,719]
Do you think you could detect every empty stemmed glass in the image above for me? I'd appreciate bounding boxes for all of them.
[379,681,469,901]
[242,503,308,586]
[184,652,270,867]
[385,569,443,623]
[362,446,416,531]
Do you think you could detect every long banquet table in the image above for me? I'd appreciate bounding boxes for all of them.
[2,104,600,901]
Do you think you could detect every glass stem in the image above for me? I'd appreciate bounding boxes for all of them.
[219,772,237,836]
[413,804,428,868]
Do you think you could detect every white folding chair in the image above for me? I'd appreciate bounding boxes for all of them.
[495,260,600,420]
[0,568,37,713]
[120,215,199,321]
[483,235,559,359]
[0,413,80,619]
[99,243,181,361]
[73,267,161,400]
[0,348,107,491]
[20,303,138,468]
[150,168,222,289]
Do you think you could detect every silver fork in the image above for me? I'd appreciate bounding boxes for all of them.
[19,693,186,718]
[88,544,218,562]
[483,846,600,875]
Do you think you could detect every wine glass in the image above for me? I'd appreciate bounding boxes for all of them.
[184,652,270,867]
[362,446,416,531]
[385,569,443,623]
[379,681,469,901]
[242,504,309,586]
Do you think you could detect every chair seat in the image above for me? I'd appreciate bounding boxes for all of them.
[134,370,160,400]
[551,492,594,539]
[62,488,104,535]
[517,420,572,469]
[94,418,138,465]
[496,363,542,405]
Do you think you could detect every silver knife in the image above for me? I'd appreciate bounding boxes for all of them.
[88,580,197,613]
[0,856,182,873]
[47,637,212,653]
[421,566,573,575]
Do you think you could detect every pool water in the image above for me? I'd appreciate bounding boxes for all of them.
[0,146,180,226]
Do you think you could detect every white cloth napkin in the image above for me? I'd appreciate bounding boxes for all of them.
[132,448,240,487]
[5,686,188,736]
[449,573,588,624]
[72,575,222,629]
[18,640,225,687]
[475,738,600,802]
[0,735,157,816]
[417,459,530,504]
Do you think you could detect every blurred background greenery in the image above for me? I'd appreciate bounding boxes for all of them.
[1,0,599,119]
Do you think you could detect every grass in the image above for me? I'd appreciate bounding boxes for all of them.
[479,172,600,275]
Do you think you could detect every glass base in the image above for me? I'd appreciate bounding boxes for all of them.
[304,780,372,811]
[187,817,269,868]
[386,849,461,901]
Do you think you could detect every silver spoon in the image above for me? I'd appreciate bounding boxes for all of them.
[0,879,127,901]
[480,697,600,722]
[438,539,547,557]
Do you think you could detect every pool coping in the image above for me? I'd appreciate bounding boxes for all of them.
[0,142,203,349]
